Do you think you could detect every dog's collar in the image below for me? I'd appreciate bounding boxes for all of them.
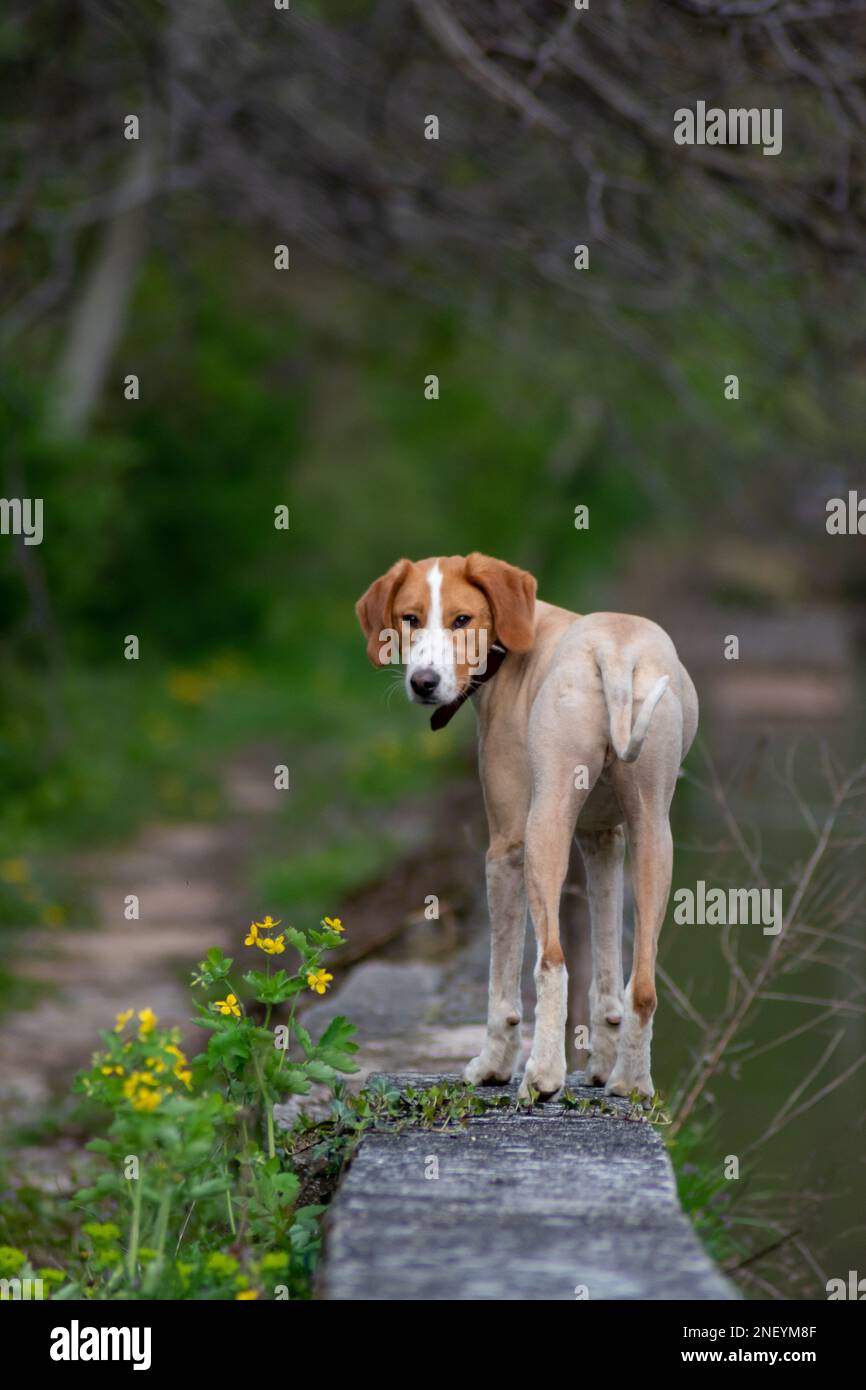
[429,642,508,731]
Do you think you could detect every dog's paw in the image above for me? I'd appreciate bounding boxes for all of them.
[605,1071,654,1106]
[517,1055,565,1102]
[464,1051,516,1086]
[587,1022,621,1087]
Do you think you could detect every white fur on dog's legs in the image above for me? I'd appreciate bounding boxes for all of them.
[605,981,654,1103]
[519,721,599,1101]
[578,826,626,1087]
[464,1029,521,1085]
[605,814,671,1105]
[465,842,526,1085]
[587,980,622,1086]
[519,956,567,1100]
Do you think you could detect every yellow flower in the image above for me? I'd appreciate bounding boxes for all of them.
[214,994,241,1018]
[132,1088,163,1112]
[0,859,28,885]
[100,1065,124,1076]
[306,969,333,996]
[248,915,283,945]
[322,917,344,933]
[114,1009,134,1032]
[138,1008,158,1038]
[161,1042,192,1087]
[122,1071,163,1111]
[256,935,285,956]
[235,1289,259,1300]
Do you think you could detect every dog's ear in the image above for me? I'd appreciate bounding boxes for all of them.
[355,559,412,667]
[465,553,537,652]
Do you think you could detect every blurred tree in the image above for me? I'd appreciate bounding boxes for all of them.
[2,0,865,372]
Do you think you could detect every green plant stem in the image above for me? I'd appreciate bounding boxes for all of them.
[152,1186,172,1264]
[266,1100,275,1160]
[127,1178,143,1283]
[252,1051,275,1160]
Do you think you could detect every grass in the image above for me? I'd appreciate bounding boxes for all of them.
[666,1117,800,1296]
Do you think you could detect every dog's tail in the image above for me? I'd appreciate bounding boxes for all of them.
[597,654,670,764]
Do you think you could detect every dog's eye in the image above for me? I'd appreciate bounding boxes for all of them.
[452,614,471,628]
[402,614,419,628]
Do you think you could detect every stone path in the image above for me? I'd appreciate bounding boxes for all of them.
[0,750,272,1120]
[320,1073,737,1302]
[0,821,243,1117]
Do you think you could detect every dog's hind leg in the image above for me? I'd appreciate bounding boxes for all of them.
[607,807,672,1104]
[606,689,681,1105]
[576,825,626,1087]
[520,734,605,1101]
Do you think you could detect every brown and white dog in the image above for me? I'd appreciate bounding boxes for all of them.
[355,554,698,1102]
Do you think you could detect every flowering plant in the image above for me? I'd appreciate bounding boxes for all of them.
[53,913,357,1300]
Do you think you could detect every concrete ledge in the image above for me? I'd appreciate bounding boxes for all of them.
[319,1073,738,1301]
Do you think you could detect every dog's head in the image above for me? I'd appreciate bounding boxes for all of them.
[355,553,537,707]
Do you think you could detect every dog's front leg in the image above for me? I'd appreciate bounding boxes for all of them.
[464,842,527,1085]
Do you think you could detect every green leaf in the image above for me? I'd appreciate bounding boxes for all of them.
[245,968,299,1005]
[280,1066,312,1096]
[315,1046,359,1074]
[316,1014,357,1052]
[270,1171,300,1202]
[206,1027,252,1072]
[303,1060,338,1085]
[84,1138,114,1155]
[284,927,308,954]
[307,928,344,948]
[188,1176,232,1199]
[293,1203,327,1223]
[309,1016,359,1071]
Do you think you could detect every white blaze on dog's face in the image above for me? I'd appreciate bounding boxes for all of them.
[355,553,538,708]
[393,558,494,706]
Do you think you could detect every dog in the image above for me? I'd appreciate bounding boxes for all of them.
[355,553,698,1102]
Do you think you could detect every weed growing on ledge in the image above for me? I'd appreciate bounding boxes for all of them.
[10,913,358,1301]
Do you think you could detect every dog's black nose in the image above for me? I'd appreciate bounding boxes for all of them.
[410,668,441,698]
